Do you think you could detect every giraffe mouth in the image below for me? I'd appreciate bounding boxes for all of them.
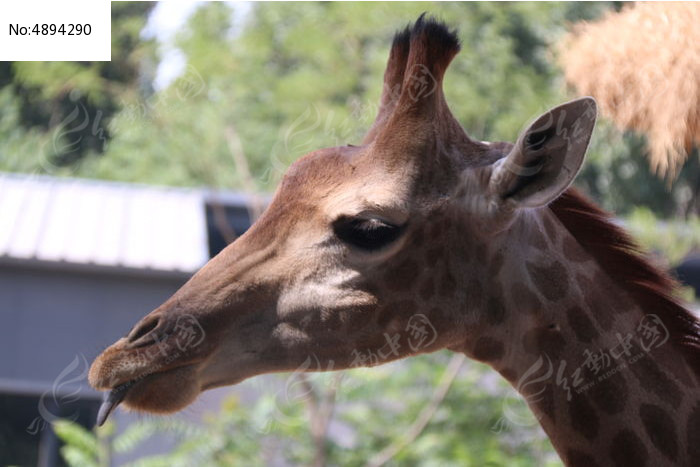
[92,361,203,426]
[96,381,132,426]
[96,360,178,426]
[97,380,142,426]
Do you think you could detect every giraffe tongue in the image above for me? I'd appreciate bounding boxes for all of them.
[96,382,131,426]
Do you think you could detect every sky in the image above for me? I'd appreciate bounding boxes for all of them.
[142,1,252,90]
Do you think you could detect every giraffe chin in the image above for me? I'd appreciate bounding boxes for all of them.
[99,365,200,424]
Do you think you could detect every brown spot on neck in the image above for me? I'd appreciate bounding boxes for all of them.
[588,371,628,414]
[565,448,599,467]
[577,273,615,329]
[630,354,683,409]
[486,296,506,325]
[534,386,556,424]
[526,260,570,301]
[384,258,419,291]
[522,326,566,359]
[568,394,599,441]
[419,276,435,301]
[639,403,678,462]
[610,429,648,467]
[510,282,543,315]
[565,306,598,344]
[425,245,445,267]
[687,403,700,460]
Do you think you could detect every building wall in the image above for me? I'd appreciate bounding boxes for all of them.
[0,262,187,389]
[0,261,189,466]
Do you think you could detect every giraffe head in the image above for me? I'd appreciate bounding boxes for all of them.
[89,16,596,422]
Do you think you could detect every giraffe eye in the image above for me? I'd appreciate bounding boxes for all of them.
[333,216,405,251]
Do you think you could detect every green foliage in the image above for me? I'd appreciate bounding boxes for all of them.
[4,3,602,187]
[54,419,99,462]
[2,1,697,220]
[576,125,700,217]
[55,355,559,466]
[624,207,700,303]
[0,87,52,173]
[53,419,113,467]
[0,2,156,170]
[318,355,556,466]
[626,207,700,264]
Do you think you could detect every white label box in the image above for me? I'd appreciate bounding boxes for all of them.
[0,0,110,61]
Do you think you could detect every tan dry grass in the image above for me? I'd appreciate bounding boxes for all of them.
[559,2,700,177]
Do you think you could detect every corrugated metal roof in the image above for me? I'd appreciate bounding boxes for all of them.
[0,172,220,274]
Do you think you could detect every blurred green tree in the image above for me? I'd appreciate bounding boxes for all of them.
[2,2,698,219]
[81,2,613,190]
[0,2,157,173]
[55,354,560,467]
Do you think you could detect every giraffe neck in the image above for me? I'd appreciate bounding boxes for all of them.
[462,209,700,466]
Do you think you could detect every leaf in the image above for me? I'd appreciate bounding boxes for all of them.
[60,445,97,467]
[113,422,157,454]
[53,420,98,458]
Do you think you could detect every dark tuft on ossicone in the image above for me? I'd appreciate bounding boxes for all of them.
[391,24,411,53]
[410,13,461,54]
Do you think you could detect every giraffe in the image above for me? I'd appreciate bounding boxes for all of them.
[89,16,700,466]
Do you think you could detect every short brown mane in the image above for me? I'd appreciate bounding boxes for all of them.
[551,188,700,378]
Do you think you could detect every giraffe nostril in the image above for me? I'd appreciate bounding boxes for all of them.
[126,315,161,345]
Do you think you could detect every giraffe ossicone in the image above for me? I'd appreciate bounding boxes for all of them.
[90,15,700,465]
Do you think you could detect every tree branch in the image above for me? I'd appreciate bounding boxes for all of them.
[365,354,466,467]
[298,372,344,467]
[224,125,265,221]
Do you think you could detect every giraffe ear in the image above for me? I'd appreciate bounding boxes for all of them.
[489,97,597,208]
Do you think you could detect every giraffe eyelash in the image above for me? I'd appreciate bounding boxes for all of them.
[332,216,406,251]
